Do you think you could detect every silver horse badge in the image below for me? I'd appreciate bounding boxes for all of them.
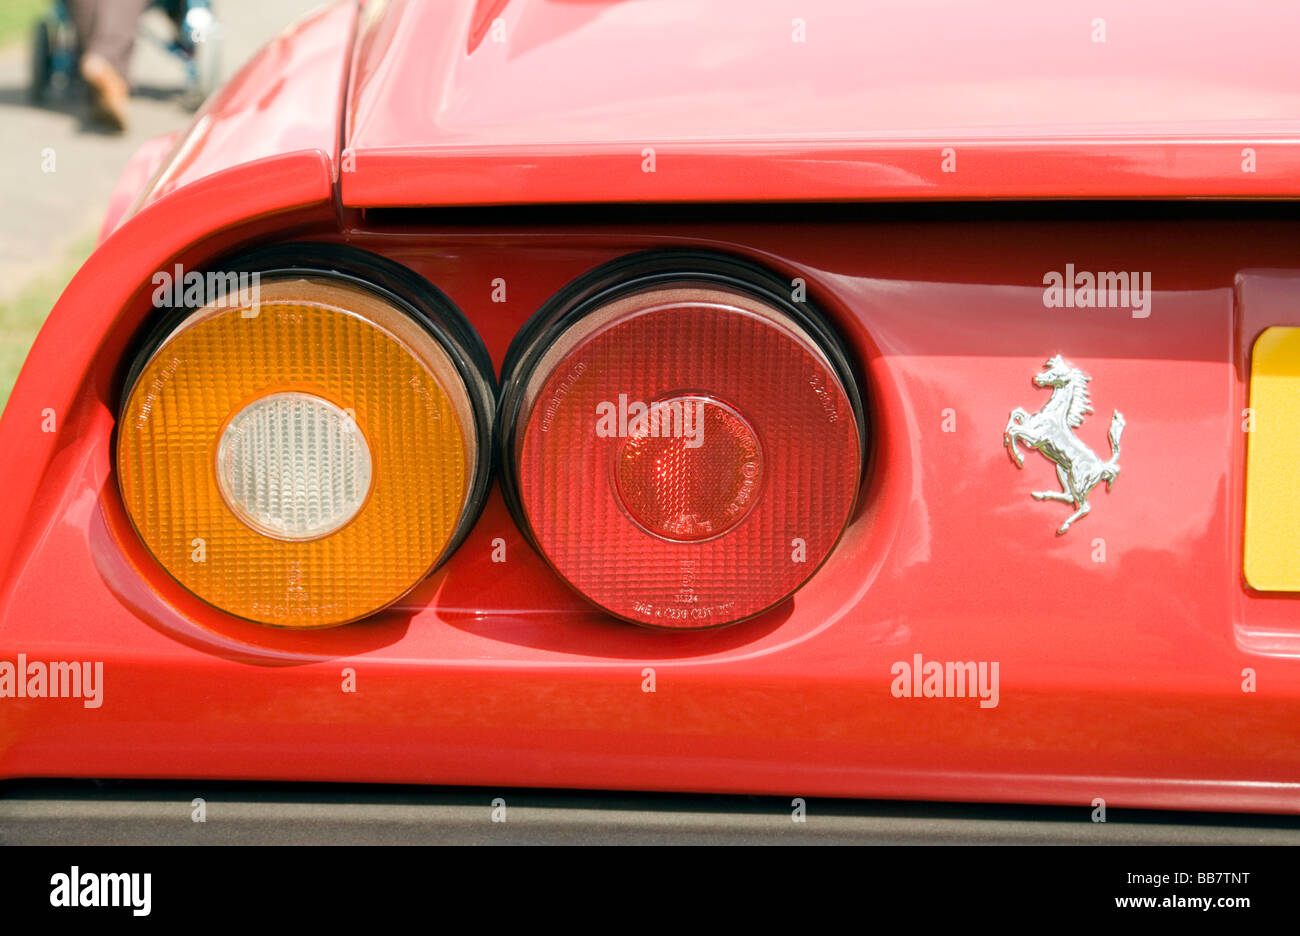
[1003,355,1126,535]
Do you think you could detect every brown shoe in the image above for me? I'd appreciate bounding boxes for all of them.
[80,53,130,132]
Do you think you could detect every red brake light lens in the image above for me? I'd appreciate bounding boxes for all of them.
[500,253,865,629]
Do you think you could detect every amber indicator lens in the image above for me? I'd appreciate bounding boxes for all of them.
[506,276,864,628]
[117,274,483,628]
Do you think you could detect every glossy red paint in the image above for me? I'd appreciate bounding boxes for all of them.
[343,0,1300,206]
[99,132,177,242]
[2,0,1299,812]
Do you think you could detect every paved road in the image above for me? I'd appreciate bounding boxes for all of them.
[4,781,1300,844]
[0,0,324,301]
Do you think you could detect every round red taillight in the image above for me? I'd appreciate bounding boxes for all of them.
[499,252,865,629]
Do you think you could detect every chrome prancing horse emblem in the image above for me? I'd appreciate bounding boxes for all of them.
[1003,355,1126,535]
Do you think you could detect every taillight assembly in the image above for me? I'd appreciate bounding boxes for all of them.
[498,252,866,629]
[116,244,494,627]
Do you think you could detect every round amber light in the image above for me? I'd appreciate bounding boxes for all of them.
[117,276,477,627]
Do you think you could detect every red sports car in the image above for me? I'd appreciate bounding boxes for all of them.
[2,0,1299,822]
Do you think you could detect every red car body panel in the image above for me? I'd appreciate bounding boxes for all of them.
[99,132,178,243]
[343,0,1300,205]
[2,0,1299,812]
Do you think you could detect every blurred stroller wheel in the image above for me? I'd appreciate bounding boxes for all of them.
[30,19,53,102]
[185,31,221,109]
[180,5,222,110]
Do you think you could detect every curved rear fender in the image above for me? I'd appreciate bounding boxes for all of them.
[0,0,359,603]
[0,151,337,603]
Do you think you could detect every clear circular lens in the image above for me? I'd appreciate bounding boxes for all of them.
[216,391,373,541]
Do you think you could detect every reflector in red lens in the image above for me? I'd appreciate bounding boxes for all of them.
[614,395,762,542]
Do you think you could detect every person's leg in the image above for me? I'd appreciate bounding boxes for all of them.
[66,0,152,130]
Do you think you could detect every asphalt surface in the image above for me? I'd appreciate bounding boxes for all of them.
[3,781,1300,844]
[0,0,322,300]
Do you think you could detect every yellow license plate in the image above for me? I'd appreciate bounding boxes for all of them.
[1244,326,1300,590]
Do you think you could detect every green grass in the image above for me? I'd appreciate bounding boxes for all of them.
[0,233,96,412]
[0,0,48,49]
